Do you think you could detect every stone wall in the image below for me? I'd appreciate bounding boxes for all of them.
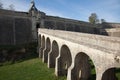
[100,22,120,28]
[104,28,120,37]
[99,23,120,36]
[0,8,120,45]
[0,9,32,45]
[44,16,101,34]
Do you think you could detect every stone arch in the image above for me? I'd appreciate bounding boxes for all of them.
[70,52,96,80]
[39,35,45,58]
[102,68,118,80]
[43,37,51,63]
[57,45,72,76]
[48,40,59,68]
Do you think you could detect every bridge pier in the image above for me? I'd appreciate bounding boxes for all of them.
[43,38,51,63]
[39,36,45,58]
[67,53,91,80]
[55,45,72,76]
[55,56,63,76]
[39,47,43,58]
[48,41,59,68]
[48,50,53,68]
[43,48,47,63]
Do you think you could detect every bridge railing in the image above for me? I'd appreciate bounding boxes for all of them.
[38,28,120,54]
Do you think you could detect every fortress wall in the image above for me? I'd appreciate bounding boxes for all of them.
[0,9,29,17]
[0,8,120,45]
[44,15,101,34]
[15,18,32,44]
[0,9,32,45]
[0,16,14,45]
[100,23,120,28]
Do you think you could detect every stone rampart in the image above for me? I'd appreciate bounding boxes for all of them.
[0,9,32,45]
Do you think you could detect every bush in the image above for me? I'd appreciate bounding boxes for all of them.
[0,42,38,65]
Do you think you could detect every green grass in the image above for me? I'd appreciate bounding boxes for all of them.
[0,58,119,80]
[0,58,66,80]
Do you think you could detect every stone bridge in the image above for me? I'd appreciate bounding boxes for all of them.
[38,28,120,80]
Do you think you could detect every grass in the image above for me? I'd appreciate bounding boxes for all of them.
[0,58,119,80]
[0,58,66,80]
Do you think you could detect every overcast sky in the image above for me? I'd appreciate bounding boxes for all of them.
[0,0,120,23]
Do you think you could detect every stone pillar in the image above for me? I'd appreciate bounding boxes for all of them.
[48,50,53,68]
[55,45,72,77]
[67,53,91,80]
[39,47,45,58]
[43,47,49,63]
[48,42,59,68]
[43,46,48,63]
[43,38,51,63]
[96,71,103,80]
[39,36,45,58]
[38,47,41,58]
[55,56,62,76]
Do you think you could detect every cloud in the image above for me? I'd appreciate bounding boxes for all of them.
[1,0,29,11]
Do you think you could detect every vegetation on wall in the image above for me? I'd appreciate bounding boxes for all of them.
[0,42,38,66]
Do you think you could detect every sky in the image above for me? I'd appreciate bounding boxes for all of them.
[0,0,120,23]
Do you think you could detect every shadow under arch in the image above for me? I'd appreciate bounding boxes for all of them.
[102,68,119,80]
[39,35,45,58]
[48,40,59,68]
[38,34,41,47]
[71,52,96,80]
[38,34,41,57]
[57,45,72,76]
[43,37,51,63]
[116,68,120,80]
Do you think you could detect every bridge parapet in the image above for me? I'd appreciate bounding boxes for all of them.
[38,28,120,55]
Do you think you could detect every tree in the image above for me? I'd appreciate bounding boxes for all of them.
[0,0,3,9]
[89,13,99,24]
[8,4,15,10]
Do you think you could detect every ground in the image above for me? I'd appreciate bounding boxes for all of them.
[0,58,66,80]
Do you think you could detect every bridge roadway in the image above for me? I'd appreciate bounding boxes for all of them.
[38,28,120,80]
